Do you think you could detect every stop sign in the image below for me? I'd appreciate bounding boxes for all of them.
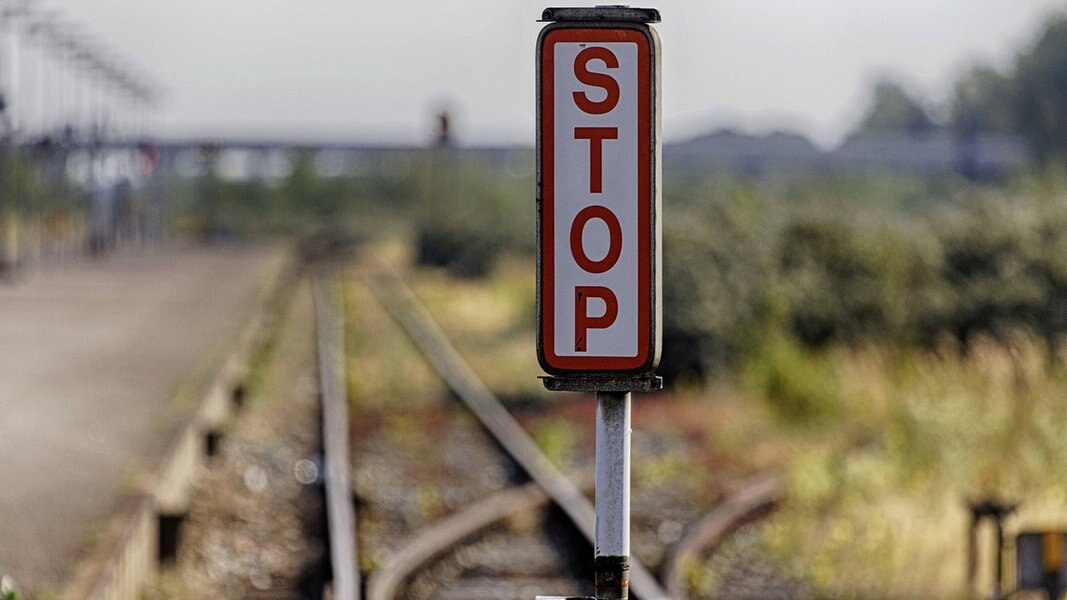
[537,18,661,376]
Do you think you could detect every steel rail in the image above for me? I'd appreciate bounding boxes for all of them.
[365,472,596,600]
[366,481,550,600]
[661,472,784,599]
[368,266,671,600]
[312,271,361,600]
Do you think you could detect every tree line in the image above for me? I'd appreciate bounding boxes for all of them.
[857,13,1067,162]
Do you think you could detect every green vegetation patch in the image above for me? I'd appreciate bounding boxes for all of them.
[343,277,446,410]
[407,256,550,405]
[754,334,1067,598]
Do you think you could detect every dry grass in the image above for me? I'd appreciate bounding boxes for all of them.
[405,255,550,404]
[754,333,1067,598]
[342,276,445,410]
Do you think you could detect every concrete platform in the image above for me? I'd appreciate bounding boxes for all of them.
[0,245,288,592]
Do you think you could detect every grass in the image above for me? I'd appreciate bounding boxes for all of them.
[745,332,1067,598]
[528,418,581,469]
[403,255,551,406]
[342,273,445,411]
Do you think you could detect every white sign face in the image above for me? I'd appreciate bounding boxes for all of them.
[537,26,660,375]
[553,41,639,360]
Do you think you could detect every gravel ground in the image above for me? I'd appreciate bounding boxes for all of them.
[351,401,597,598]
[152,279,327,600]
[694,518,810,600]
[403,520,591,600]
[352,405,524,563]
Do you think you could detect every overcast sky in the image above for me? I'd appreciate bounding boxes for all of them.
[40,0,1067,147]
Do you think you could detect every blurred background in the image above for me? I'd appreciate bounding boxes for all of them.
[6,1,1067,599]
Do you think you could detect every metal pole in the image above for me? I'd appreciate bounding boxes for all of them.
[595,391,630,600]
[967,510,978,597]
[993,517,1004,600]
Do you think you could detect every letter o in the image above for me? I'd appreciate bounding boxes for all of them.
[570,205,622,274]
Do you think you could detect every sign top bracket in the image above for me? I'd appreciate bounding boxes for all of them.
[540,6,661,23]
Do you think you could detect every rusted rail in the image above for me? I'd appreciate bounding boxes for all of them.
[661,472,785,599]
[367,481,549,600]
[312,270,361,600]
[368,267,672,600]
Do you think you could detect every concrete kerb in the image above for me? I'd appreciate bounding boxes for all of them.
[59,246,299,600]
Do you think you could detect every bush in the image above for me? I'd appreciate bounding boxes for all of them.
[775,210,952,348]
[660,186,775,382]
[415,221,510,278]
[659,175,1067,386]
[741,332,843,424]
[413,155,532,278]
[932,199,1067,347]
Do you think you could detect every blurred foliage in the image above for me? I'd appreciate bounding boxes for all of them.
[344,276,446,411]
[529,418,581,469]
[658,173,1067,385]
[0,148,59,215]
[741,332,842,425]
[175,151,391,242]
[1016,15,1067,160]
[173,149,533,277]
[0,574,18,600]
[856,80,938,135]
[854,13,1067,163]
[758,334,1067,598]
[409,256,550,405]
[172,140,1067,402]
[661,181,774,383]
[950,66,1017,135]
[413,152,533,278]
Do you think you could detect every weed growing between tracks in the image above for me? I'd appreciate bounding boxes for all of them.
[0,576,18,600]
[406,255,549,406]
[343,276,444,411]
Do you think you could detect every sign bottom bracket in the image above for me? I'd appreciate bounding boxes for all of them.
[540,375,663,393]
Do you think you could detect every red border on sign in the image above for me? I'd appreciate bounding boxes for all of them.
[540,27,652,372]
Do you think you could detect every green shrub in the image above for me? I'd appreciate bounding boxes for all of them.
[660,185,775,382]
[741,332,842,424]
[413,156,532,278]
[659,174,1067,385]
[931,198,1067,348]
[415,221,511,278]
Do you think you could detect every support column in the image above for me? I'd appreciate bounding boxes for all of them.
[595,391,631,599]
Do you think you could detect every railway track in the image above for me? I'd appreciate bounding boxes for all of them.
[661,474,785,599]
[312,264,792,600]
[312,270,361,599]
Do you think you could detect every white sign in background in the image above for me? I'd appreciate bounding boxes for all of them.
[553,41,639,358]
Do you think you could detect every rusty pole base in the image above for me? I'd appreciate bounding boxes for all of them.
[595,555,630,600]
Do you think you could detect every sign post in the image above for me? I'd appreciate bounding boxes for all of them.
[536,6,662,599]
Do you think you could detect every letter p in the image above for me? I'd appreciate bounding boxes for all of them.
[574,286,618,352]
